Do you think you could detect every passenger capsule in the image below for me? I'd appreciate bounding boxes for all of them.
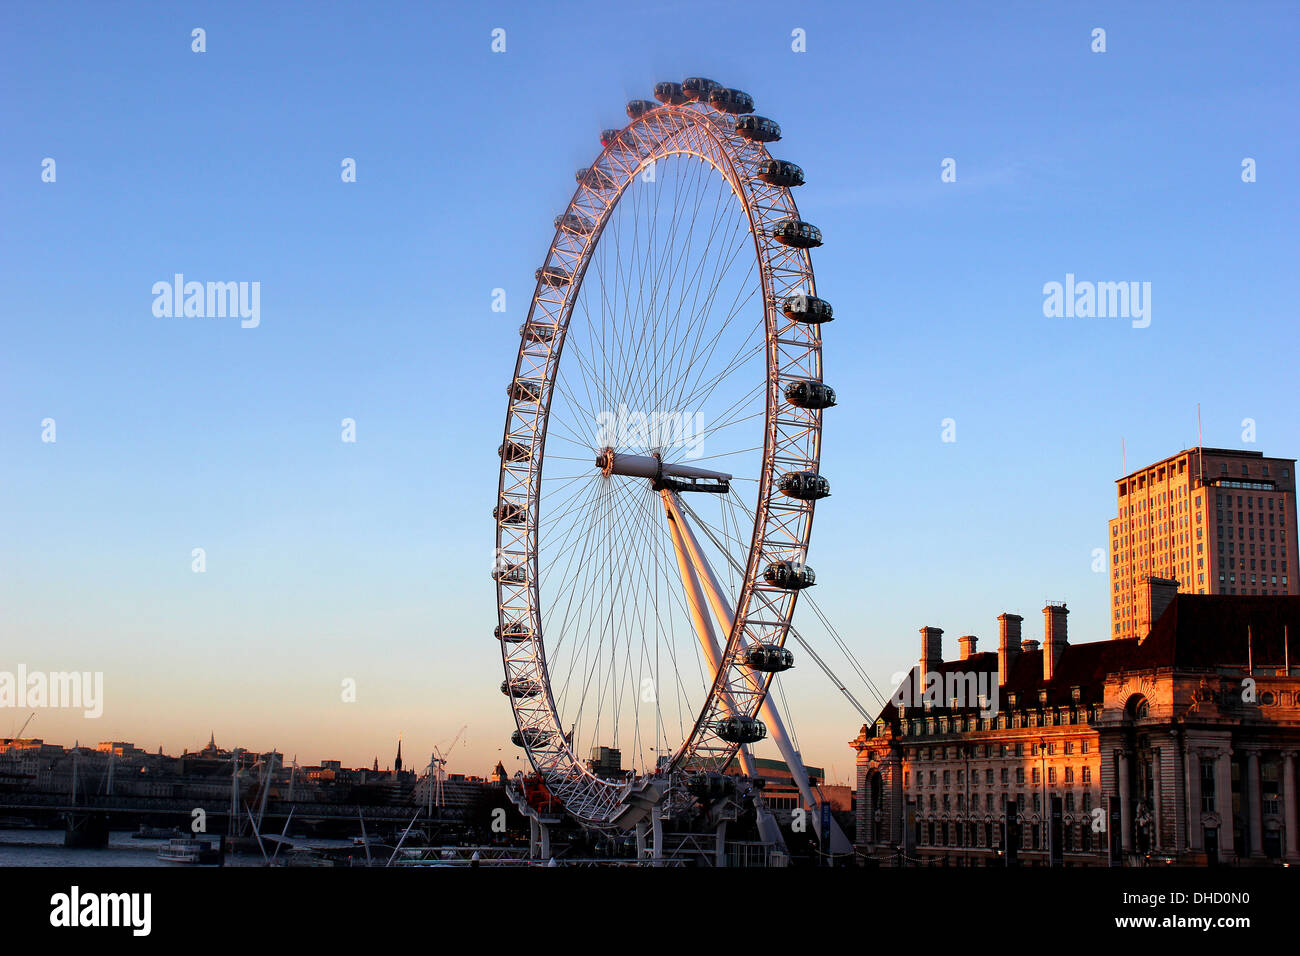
[508,379,542,403]
[600,129,622,147]
[511,727,552,748]
[626,99,657,120]
[499,440,531,463]
[495,622,531,643]
[708,87,755,114]
[576,167,618,190]
[681,77,721,101]
[784,380,837,409]
[715,715,767,744]
[493,501,527,525]
[536,265,572,287]
[501,678,541,699]
[654,81,689,105]
[756,160,805,188]
[781,294,833,324]
[744,643,795,672]
[493,563,526,584]
[687,772,735,799]
[778,470,831,501]
[764,560,816,590]
[735,116,781,143]
[521,322,555,344]
[772,218,822,249]
[555,212,596,236]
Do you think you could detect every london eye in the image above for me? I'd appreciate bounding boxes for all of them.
[494,78,840,844]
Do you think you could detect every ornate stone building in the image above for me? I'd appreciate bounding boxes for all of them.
[852,582,1300,866]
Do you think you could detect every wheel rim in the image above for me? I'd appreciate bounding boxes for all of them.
[495,88,827,826]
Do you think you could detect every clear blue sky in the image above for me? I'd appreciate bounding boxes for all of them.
[2,1,1297,783]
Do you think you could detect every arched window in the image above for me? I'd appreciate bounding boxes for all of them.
[1125,695,1150,720]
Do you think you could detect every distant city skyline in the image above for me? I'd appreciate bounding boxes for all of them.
[2,2,1297,781]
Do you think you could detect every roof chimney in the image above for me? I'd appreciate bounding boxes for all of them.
[1043,602,1068,680]
[957,635,978,660]
[998,613,1023,686]
[1136,577,1178,640]
[920,626,943,677]
[1021,639,1040,653]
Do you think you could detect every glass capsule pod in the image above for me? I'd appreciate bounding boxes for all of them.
[555,212,596,236]
[707,87,755,114]
[681,77,720,101]
[763,560,816,590]
[654,81,689,105]
[493,501,526,525]
[784,380,837,409]
[493,563,526,584]
[495,622,531,643]
[687,772,735,800]
[735,116,781,143]
[600,128,622,147]
[535,265,572,288]
[777,470,831,501]
[520,322,555,344]
[771,218,823,249]
[781,294,833,324]
[626,99,657,119]
[715,715,767,744]
[499,440,531,463]
[511,728,553,748]
[756,159,805,188]
[508,379,542,403]
[744,643,795,672]
[501,678,541,699]
[575,166,617,190]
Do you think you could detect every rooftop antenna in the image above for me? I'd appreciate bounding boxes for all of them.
[1196,403,1204,483]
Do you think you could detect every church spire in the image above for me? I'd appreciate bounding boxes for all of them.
[395,736,403,774]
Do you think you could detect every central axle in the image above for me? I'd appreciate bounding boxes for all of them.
[595,450,731,493]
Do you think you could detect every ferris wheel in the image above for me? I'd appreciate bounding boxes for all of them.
[494,77,836,829]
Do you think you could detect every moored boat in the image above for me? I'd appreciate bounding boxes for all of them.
[158,836,222,864]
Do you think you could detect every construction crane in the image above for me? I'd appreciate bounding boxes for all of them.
[426,725,467,814]
[11,712,35,740]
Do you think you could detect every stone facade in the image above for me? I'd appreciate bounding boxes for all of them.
[853,588,1300,866]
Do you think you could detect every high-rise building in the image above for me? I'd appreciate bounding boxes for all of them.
[1109,448,1297,639]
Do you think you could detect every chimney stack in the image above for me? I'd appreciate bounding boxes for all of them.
[1021,639,1040,653]
[998,613,1023,686]
[919,626,943,677]
[1043,602,1069,679]
[1136,577,1178,639]
[957,635,978,660]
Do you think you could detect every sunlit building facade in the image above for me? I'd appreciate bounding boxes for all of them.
[853,587,1300,866]
[1109,447,1297,640]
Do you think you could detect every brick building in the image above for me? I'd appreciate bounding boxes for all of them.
[852,585,1300,866]
[1110,447,1296,639]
